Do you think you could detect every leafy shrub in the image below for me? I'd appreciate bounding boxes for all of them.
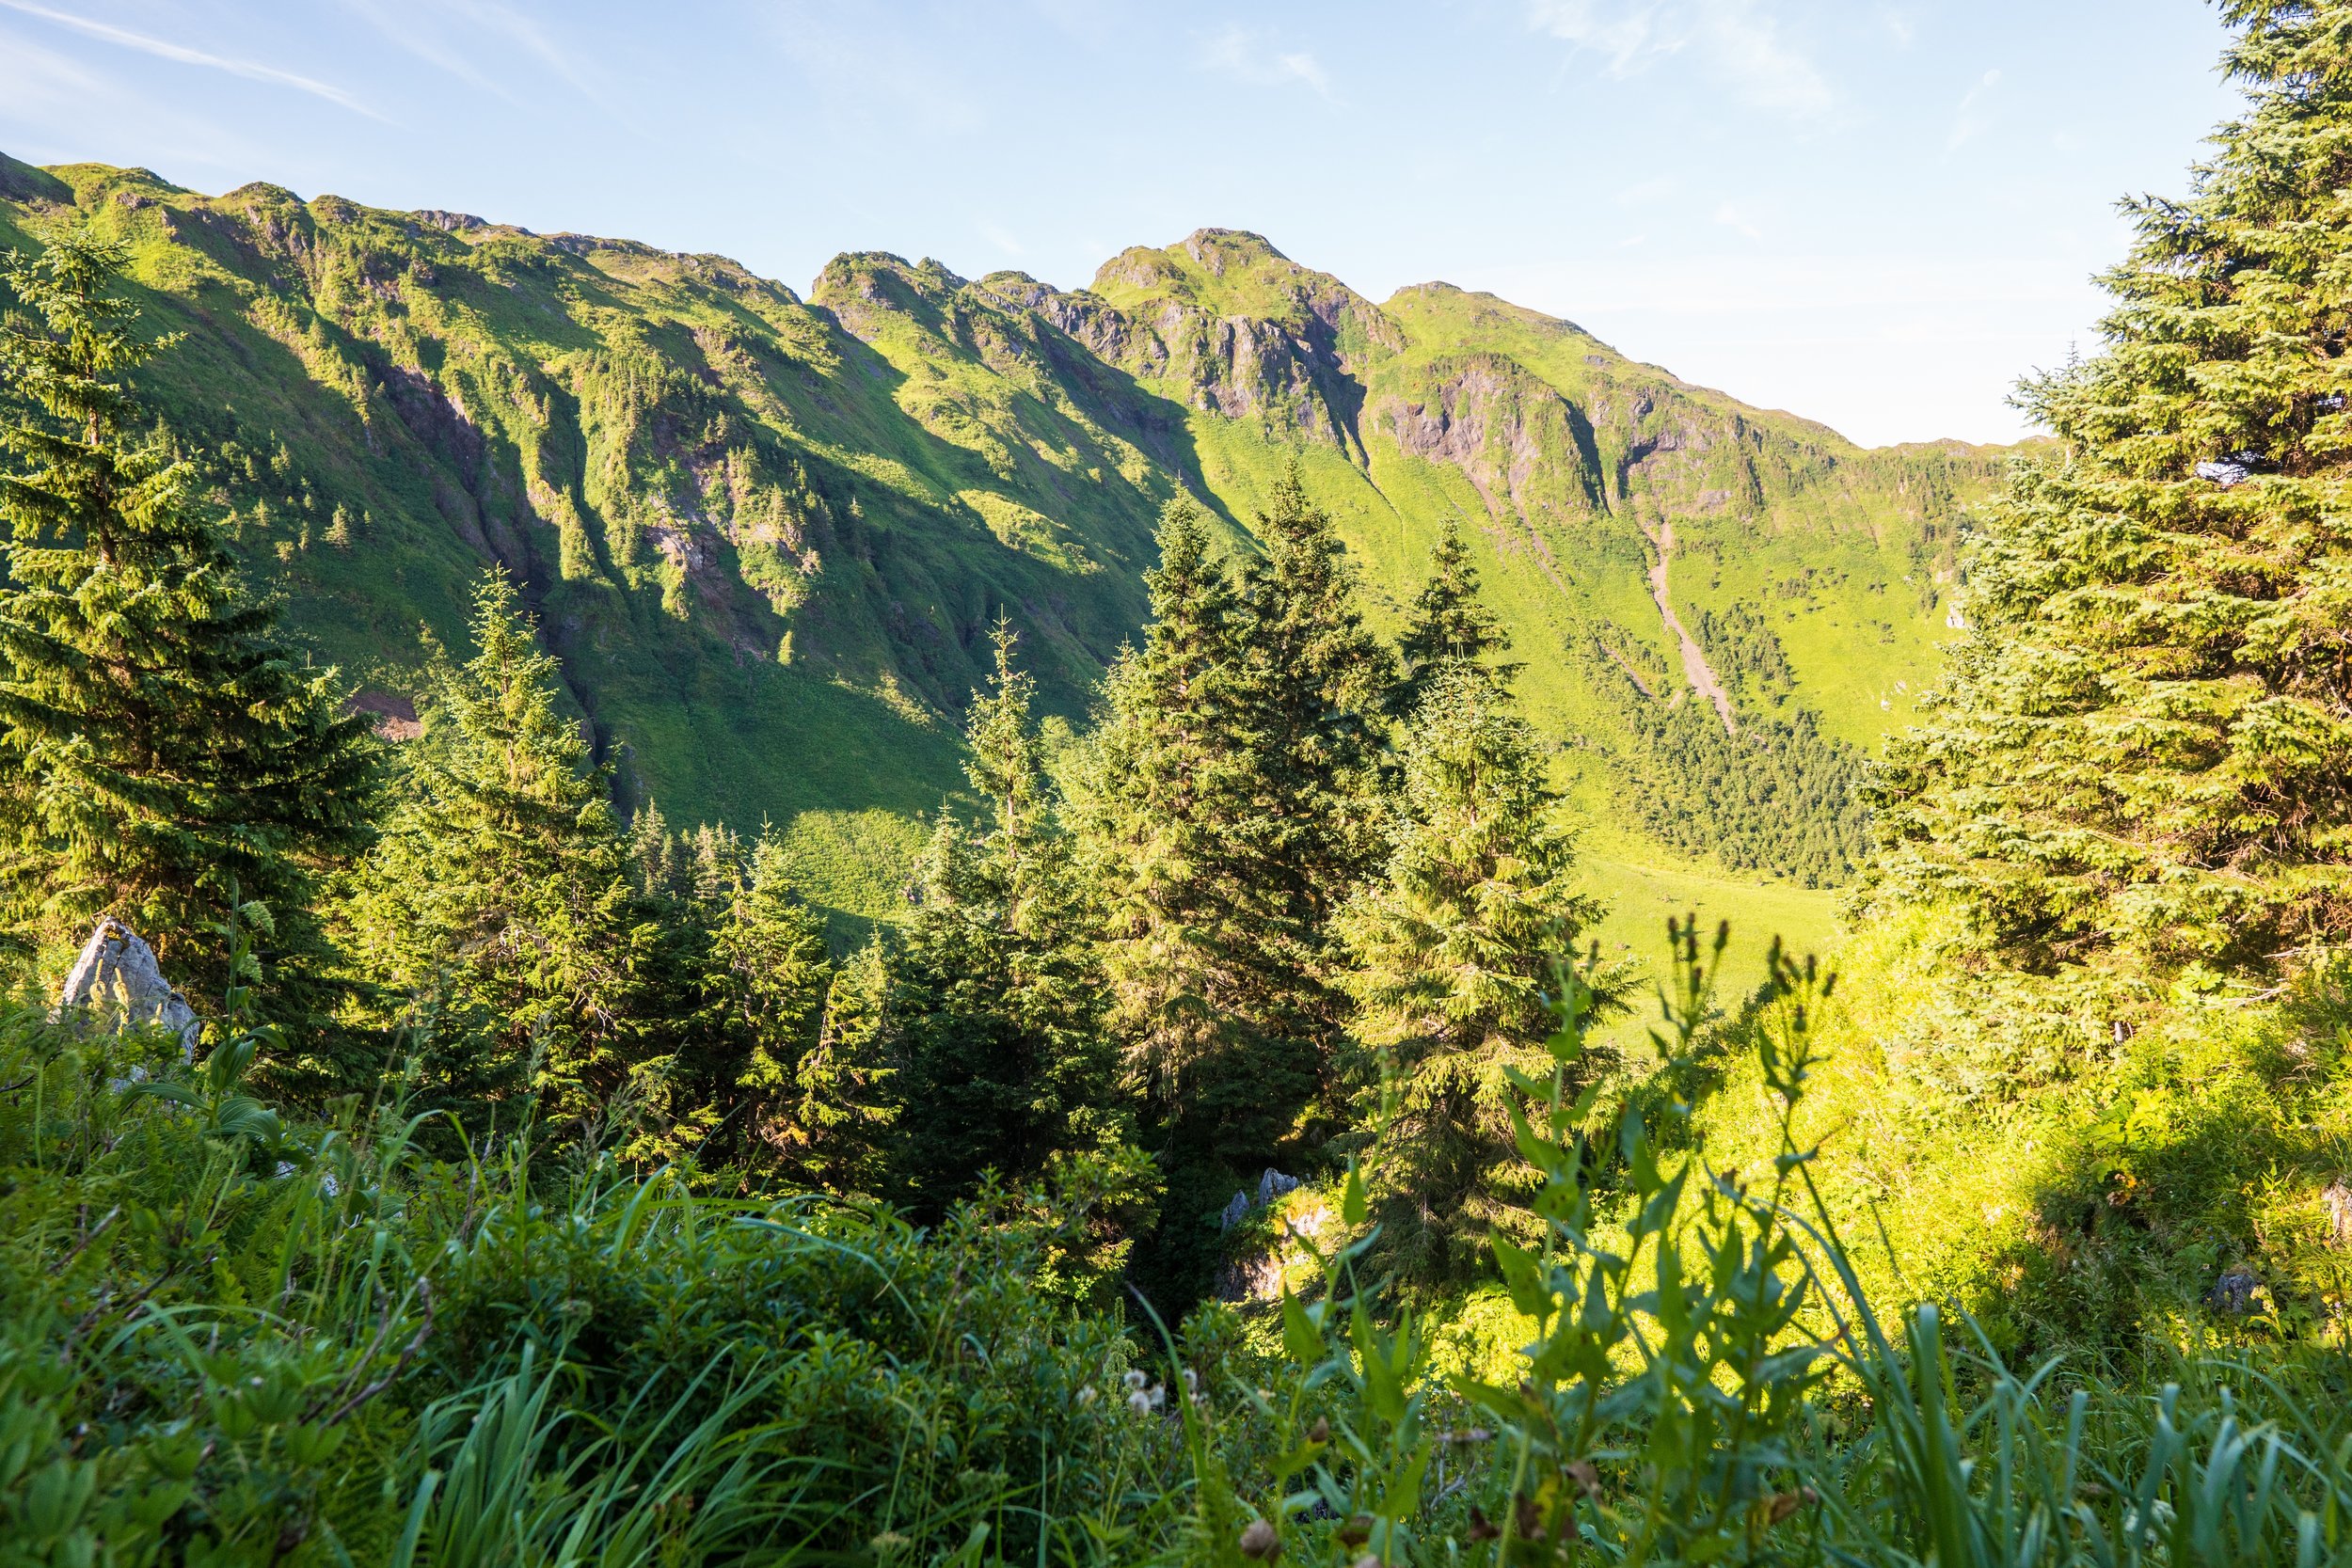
[12,935,2352,1566]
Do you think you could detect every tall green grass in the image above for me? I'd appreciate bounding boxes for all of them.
[6,930,2350,1564]
[1177,927,2352,1567]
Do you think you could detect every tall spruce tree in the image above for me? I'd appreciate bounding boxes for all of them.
[1194,466,1393,1152]
[1868,1,2352,1008]
[1068,481,1393,1304]
[625,796,686,900]
[1230,465,1394,927]
[1066,497,1249,1099]
[1339,667,1604,1294]
[895,621,1135,1216]
[703,824,834,1170]
[1391,516,1516,716]
[684,821,742,905]
[787,932,899,1196]
[341,572,656,1132]
[0,227,373,1026]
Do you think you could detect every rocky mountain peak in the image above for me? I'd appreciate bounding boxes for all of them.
[219,181,303,208]
[810,252,976,325]
[1181,228,1288,274]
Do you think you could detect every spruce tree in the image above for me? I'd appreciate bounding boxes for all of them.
[1068,481,1392,1304]
[704,824,834,1162]
[626,796,685,900]
[0,227,373,1024]
[685,821,742,905]
[894,621,1135,1216]
[1065,497,1248,1098]
[1869,1,2352,1003]
[1338,667,1604,1294]
[787,932,899,1196]
[1229,464,1394,933]
[341,572,653,1132]
[1190,465,1392,1153]
[1391,516,1516,716]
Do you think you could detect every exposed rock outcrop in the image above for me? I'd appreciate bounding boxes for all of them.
[1076,230,1400,453]
[1377,354,1610,521]
[1218,1166,1305,1231]
[58,918,201,1057]
[1215,1172,1328,1304]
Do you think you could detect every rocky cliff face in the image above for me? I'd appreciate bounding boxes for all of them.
[1375,353,1612,524]
[1001,229,1402,454]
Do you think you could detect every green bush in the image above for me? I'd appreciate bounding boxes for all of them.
[0,1004,1197,1564]
[11,935,2352,1566]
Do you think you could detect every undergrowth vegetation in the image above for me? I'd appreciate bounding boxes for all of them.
[10,932,2352,1565]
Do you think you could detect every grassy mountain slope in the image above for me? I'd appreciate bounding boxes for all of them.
[0,157,2008,954]
[1000,231,2006,909]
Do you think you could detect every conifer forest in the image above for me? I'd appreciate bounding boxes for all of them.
[4,2,2352,1563]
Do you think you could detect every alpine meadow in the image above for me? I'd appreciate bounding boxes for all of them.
[5,1,2352,1564]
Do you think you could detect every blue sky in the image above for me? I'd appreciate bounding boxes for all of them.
[0,1,2237,446]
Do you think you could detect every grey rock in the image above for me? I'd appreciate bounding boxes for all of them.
[2195,460,2251,487]
[1257,1167,1302,1206]
[1220,1168,1304,1231]
[2207,1267,2262,1316]
[59,917,200,1058]
[1215,1248,1283,1303]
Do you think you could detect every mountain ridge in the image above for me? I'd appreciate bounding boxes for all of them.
[0,152,2012,939]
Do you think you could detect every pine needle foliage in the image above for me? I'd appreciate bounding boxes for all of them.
[341,572,653,1131]
[787,930,898,1196]
[702,825,835,1173]
[0,227,373,1008]
[1339,667,1605,1293]
[705,825,832,1098]
[1229,464,1395,944]
[1066,498,1250,1101]
[894,620,1131,1217]
[1068,483,1395,1300]
[1870,0,2352,992]
[1391,515,1516,716]
[1170,465,1394,1158]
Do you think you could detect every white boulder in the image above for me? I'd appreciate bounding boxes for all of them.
[59,917,201,1058]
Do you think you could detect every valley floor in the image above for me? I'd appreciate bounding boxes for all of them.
[1580,847,1841,1045]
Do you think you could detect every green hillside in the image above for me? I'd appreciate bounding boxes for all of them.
[0,153,2007,951]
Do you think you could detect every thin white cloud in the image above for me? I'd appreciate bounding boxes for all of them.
[0,0,385,119]
[1947,67,2001,150]
[462,1,595,94]
[1200,24,1334,100]
[0,23,283,178]
[1713,200,1761,239]
[1526,0,1831,120]
[341,0,605,106]
[0,21,103,102]
[978,219,1024,256]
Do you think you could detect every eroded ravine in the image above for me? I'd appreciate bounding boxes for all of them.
[1644,519,1735,734]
